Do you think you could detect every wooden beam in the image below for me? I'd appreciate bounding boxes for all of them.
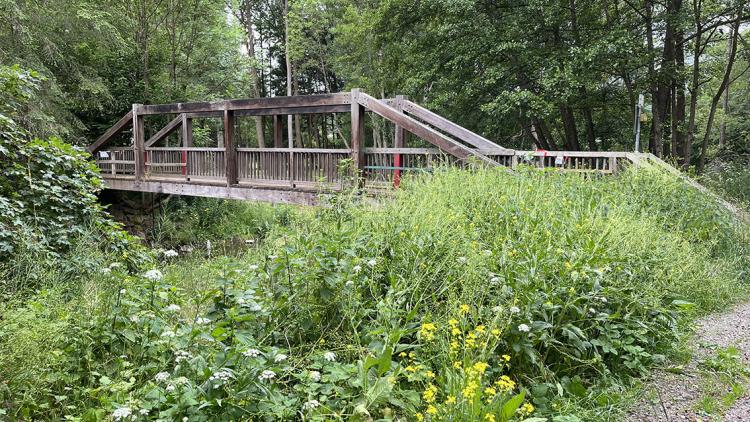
[350,89,366,175]
[224,109,238,186]
[402,100,513,153]
[132,105,145,180]
[102,178,319,205]
[138,93,351,115]
[354,92,497,166]
[181,114,193,147]
[87,111,133,153]
[273,115,283,148]
[393,95,405,188]
[145,115,183,147]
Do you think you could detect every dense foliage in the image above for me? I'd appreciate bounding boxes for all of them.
[2,166,747,420]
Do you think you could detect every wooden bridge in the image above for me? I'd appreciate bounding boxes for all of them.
[88,89,638,205]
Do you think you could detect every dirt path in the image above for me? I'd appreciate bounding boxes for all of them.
[627,302,750,421]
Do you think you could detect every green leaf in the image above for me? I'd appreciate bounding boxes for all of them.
[500,390,526,421]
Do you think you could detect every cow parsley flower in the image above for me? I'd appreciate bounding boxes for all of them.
[163,249,179,258]
[209,369,233,387]
[248,264,259,271]
[274,354,288,363]
[258,370,276,381]
[509,306,521,314]
[518,324,530,333]
[309,370,321,382]
[165,383,176,392]
[165,304,181,312]
[155,371,170,382]
[243,348,262,358]
[112,407,132,421]
[161,330,175,338]
[195,317,211,325]
[352,265,362,273]
[302,399,321,411]
[367,259,377,267]
[139,409,149,415]
[175,350,192,363]
[323,351,336,362]
[143,269,163,281]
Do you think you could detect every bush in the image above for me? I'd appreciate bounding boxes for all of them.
[0,166,747,420]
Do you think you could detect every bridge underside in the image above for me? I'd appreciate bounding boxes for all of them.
[89,90,636,205]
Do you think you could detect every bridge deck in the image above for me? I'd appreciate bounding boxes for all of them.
[89,90,636,205]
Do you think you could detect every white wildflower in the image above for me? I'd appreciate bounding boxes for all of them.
[165,304,181,312]
[599,297,608,303]
[161,330,175,338]
[195,317,211,325]
[509,306,521,314]
[345,280,354,287]
[165,384,175,392]
[482,249,493,256]
[248,264,259,271]
[139,408,149,415]
[182,418,189,422]
[323,351,336,362]
[302,399,321,411]
[309,370,321,382]
[518,324,530,333]
[143,269,163,281]
[101,267,111,274]
[119,288,126,294]
[209,369,233,387]
[367,259,377,267]
[352,265,362,273]
[155,371,170,382]
[112,407,132,421]
[258,370,276,381]
[163,249,179,258]
[243,348,262,358]
[129,314,139,323]
[245,239,255,244]
[274,354,288,363]
[589,308,597,314]
[174,376,190,385]
[490,276,500,284]
[268,254,278,259]
[456,256,468,264]
[175,350,192,363]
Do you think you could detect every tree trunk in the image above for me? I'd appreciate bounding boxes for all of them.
[698,15,740,173]
[718,31,733,149]
[559,106,580,150]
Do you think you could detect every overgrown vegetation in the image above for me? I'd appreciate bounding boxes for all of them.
[2,165,747,420]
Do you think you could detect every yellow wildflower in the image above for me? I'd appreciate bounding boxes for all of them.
[520,402,535,415]
[423,383,438,403]
[495,375,516,392]
[415,413,424,421]
[472,361,489,374]
[399,352,407,358]
[491,328,501,336]
[409,352,416,359]
[501,354,511,362]
[450,340,460,351]
[459,304,471,314]
[451,327,461,336]
[405,365,416,373]
[485,413,496,422]
[448,318,459,327]
[484,386,497,396]
[462,379,479,398]
[420,322,437,341]
[475,325,486,333]
[445,395,457,405]
[426,371,435,378]
[453,361,462,369]
[426,405,438,416]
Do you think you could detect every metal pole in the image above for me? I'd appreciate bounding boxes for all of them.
[634,94,644,152]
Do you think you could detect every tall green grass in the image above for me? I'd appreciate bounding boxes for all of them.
[1,166,747,420]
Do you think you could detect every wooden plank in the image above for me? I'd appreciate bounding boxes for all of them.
[86,111,133,153]
[237,104,351,116]
[350,89,366,175]
[224,109,237,186]
[132,105,145,180]
[237,147,351,153]
[147,147,225,152]
[102,178,320,205]
[138,93,351,115]
[393,95,405,188]
[365,147,440,154]
[355,92,497,166]
[145,115,183,147]
[402,100,513,153]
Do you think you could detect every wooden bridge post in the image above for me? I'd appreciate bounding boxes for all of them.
[132,104,145,181]
[273,115,283,148]
[393,95,405,188]
[224,109,238,186]
[350,89,366,181]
